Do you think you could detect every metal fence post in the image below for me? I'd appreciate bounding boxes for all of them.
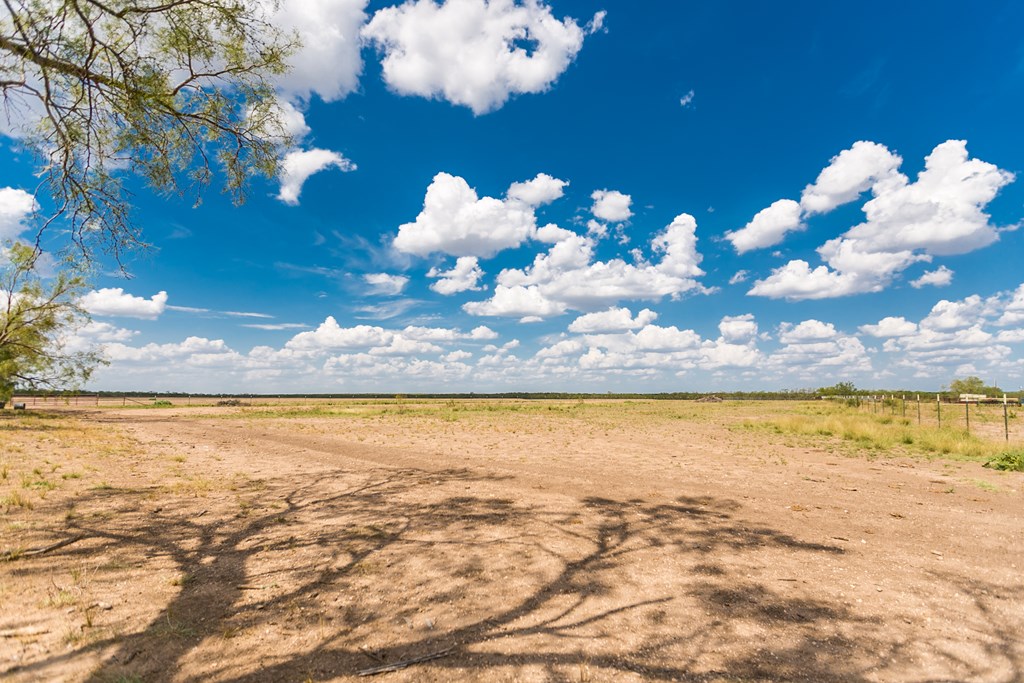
[1004,394,1010,442]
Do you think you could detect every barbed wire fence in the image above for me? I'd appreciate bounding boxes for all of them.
[827,394,1020,443]
[7,392,1023,444]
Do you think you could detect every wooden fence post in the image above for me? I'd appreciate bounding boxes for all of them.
[937,394,941,428]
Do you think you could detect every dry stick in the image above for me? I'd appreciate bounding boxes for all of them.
[0,626,49,638]
[1,535,86,561]
[356,648,454,677]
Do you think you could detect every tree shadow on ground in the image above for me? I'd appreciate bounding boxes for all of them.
[7,459,1022,682]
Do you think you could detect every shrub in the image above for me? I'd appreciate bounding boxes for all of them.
[984,451,1024,472]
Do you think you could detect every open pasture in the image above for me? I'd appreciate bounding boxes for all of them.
[1,399,1022,681]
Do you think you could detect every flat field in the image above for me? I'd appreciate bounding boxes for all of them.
[1,399,1022,682]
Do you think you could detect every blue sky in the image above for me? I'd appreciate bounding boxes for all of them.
[4,0,1024,393]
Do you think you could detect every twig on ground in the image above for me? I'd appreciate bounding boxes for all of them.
[356,647,454,676]
[0,535,86,561]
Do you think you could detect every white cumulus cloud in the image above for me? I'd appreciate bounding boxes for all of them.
[277,149,357,205]
[910,266,953,289]
[799,140,903,215]
[286,318,393,351]
[462,284,567,320]
[998,284,1024,326]
[591,189,633,222]
[363,0,597,114]
[273,0,369,104]
[0,187,37,241]
[393,172,547,257]
[862,288,1024,380]
[274,98,312,140]
[465,213,706,319]
[748,260,863,300]
[428,257,486,294]
[364,273,410,296]
[726,199,803,254]
[835,140,1012,256]
[568,307,657,334]
[506,173,568,205]
[80,289,168,320]
[858,316,918,338]
[749,141,1014,300]
[778,319,839,344]
[718,314,758,343]
[920,295,986,332]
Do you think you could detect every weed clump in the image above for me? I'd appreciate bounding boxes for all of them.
[984,450,1024,472]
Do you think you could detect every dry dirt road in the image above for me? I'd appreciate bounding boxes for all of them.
[2,401,1022,682]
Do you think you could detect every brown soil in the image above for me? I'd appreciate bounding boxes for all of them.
[1,400,1022,682]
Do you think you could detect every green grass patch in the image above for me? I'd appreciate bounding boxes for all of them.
[984,450,1024,472]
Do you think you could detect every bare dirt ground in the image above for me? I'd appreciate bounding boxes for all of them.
[1,400,1022,682]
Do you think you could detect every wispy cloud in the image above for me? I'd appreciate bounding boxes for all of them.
[275,262,348,279]
[225,311,274,319]
[242,323,310,330]
[167,225,192,240]
[168,305,273,319]
[355,298,424,320]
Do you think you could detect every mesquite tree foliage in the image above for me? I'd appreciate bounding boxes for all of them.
[0,243,102,401]
[0,0,296,259]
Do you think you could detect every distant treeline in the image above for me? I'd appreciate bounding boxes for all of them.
[20,389,1021,401]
